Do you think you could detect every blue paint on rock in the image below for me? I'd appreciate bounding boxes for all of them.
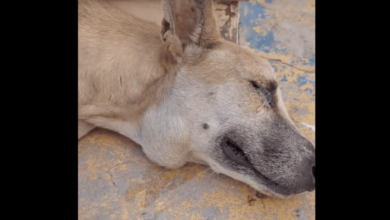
[240,2,275,53]
[240,1,315,68]
[304,88,313,94]
[297,76,307,86]
[240,2,266,25]
[307,77,315,88]
[308,57,315,65]
[297,75,315,88]
[254,31,275,53]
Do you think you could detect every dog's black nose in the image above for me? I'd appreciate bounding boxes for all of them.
[292,140,315,194]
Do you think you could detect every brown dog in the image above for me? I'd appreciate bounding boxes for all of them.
[78,0,315,198]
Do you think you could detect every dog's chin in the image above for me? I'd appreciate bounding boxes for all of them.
[199,154,287,198]
[211,161,288,198]
[244,180,288,198]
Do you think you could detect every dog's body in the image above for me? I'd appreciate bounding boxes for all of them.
[78,0,315,198]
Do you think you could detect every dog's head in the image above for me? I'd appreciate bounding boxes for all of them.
[140,0,315,198]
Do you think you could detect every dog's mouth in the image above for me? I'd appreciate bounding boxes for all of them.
[221,137,279,187]
[222,138,252,169]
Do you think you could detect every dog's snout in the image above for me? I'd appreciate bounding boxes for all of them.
[309,165,315,192]
[292,141,315,194]
[293,156,315,194]
[312,166,315,179]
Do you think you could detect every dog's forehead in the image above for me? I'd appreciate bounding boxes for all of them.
[182,41,277,90]
[223,44,275,80]
[188,43,275,85]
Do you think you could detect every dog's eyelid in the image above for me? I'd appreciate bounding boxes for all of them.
[251,81,260,89]
[250,80,275,108]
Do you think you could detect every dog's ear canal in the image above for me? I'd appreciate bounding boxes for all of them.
[161,18,171,42]
[160,0,220,60]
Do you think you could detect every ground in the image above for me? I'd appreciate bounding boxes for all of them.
[78,0,315,219]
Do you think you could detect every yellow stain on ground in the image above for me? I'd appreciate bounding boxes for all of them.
[256,0,268,6]
[155,198,171,211]
[86,155,98,180]
[275,11,282,21]
[119,164,128,172]
[80,130,315,219]
[135,190,147,210]
[148,170,315,220]
[120,199,130,220]
[300,83,314,92]
[85,130,118,147]
[200,190,305,220]
[294,15,315,28]
[257,51,316,72]
[252,26,262,34]
[270,19,275,27]
[306,0,315,13]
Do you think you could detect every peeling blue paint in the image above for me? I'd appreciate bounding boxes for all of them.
[271,64,278,73]
[256,31,274,53]
[308,57,315,65]
[240,3,266,24]
[275,48,287,54]
[239,1,315,69]
[297,75,315,88]
[281,75,288,82]
[240,2,275,53]
[304,88,313,94]
[307,77,315,88]
[297,76,307,86]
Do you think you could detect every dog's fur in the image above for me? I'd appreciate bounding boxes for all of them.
[78,0,315,198]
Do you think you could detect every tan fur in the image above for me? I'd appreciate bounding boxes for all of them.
[78,120,95,139]
[78,0,315,198]
[78,0,177,129]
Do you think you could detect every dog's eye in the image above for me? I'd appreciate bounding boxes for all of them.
[251,81,260,90]
[250,81,275,107]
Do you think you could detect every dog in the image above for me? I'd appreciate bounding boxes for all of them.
[78,0,315,198]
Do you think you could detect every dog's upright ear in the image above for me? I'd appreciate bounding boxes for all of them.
[160,0,220,62]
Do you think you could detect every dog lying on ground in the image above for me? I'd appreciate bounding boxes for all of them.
[78,0,315,198]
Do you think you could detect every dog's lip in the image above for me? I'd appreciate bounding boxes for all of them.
[219,148,296,196]
[221,138,280,187]
[218,137,304,196]
[222,138,253,169]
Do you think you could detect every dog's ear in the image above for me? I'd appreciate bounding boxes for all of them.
[160,0,220,62]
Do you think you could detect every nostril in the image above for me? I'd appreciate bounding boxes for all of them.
[312,166,315,178]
